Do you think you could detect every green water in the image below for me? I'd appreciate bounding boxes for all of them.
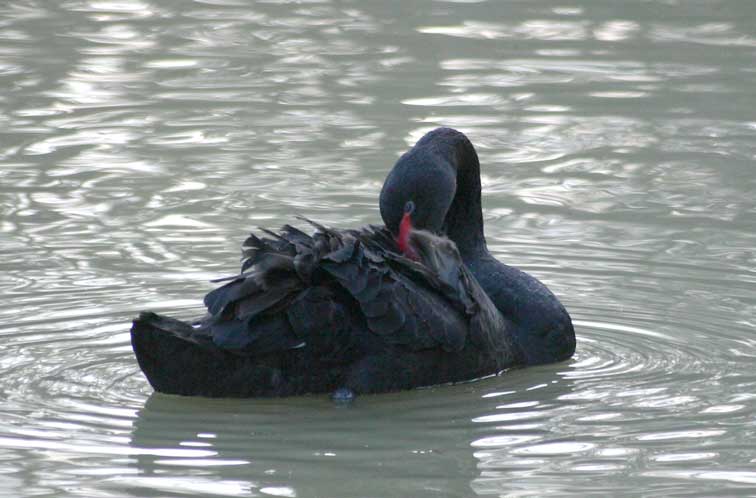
[1,1,755,496]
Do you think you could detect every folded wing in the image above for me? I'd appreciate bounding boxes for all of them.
[200,221,512,359]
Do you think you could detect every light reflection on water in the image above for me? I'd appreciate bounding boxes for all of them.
[1,0,756,497]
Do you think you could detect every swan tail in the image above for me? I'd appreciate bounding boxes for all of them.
[130,312,286,397]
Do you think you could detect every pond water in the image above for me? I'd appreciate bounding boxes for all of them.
[1,0,755,496]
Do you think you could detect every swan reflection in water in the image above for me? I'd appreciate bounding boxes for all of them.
[129,366,574,498]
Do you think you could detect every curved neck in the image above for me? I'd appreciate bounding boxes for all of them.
[418,129,487,258]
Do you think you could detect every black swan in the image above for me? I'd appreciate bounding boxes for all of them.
[131,127,575,398]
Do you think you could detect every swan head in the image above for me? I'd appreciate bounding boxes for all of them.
[379,146,456,237]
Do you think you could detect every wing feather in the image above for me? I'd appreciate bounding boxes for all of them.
[201,221,509,358]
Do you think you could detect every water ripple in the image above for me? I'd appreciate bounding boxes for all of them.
[2,0,756,496]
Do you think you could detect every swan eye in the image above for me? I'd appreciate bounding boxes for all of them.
[404,200,415,215]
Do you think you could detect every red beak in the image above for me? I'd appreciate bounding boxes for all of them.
[396,209,418,260]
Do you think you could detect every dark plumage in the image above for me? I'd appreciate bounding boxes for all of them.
[131,127,575,398]
[379,128,575,366]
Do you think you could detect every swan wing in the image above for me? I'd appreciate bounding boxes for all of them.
[201,223,477,355]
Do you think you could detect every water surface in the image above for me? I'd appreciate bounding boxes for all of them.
[1,0,755,496]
